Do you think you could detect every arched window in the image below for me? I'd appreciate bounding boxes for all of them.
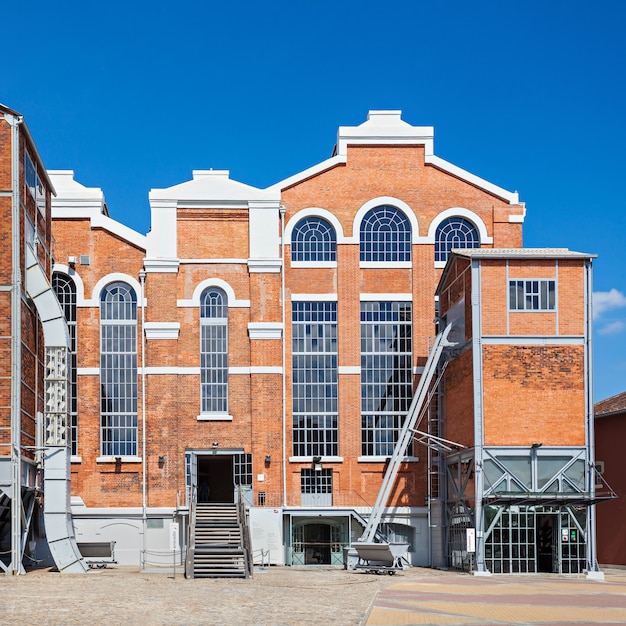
[434,217,480,263]
[200,287,228,414]
[100,282,138,456]
[360,206,411,262]
[52,273,78,456]
[291,217,336,262]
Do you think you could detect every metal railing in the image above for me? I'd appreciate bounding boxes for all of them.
[184,485,197,578]
[237,487,253,578]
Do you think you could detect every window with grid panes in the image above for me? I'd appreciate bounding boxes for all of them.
[292,301,338,457]
[291,217,336,262]
[509,279,556,311]
[200,288,228,414]
[301,468,333,494]
[360,301,413,456]
[360,206,411,262]
[100,282,138,456]
[434,217,479,263]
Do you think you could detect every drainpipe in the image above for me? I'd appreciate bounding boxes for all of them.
[139,269,147,564]
[9,112,24,575]
[280,207,287,506]
[584,259,601,575]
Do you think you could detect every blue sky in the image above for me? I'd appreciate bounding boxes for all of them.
[3,0,625,401]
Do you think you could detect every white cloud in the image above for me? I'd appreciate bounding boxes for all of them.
[593,288,626,320]
[597,320,625,335]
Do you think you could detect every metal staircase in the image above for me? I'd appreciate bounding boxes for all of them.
[357,324,455,549]
[187,503,251,578]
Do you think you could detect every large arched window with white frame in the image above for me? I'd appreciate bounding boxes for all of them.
[360,205,411,262]
[200,287,229,414]
[291,216,337,262]
[52,272,78,456]
[100,282,138,457]
[434,216,480,263]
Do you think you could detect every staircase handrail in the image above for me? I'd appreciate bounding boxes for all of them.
[185,485,197,578]
[237,488,253,578]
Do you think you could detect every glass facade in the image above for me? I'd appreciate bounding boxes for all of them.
[360,301,413,456]
[292,301,338,457]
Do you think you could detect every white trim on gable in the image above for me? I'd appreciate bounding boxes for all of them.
[269,155,347,192]
[425,155,519,204]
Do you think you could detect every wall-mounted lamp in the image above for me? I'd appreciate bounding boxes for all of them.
[158,455,165,468]
[114,456,122,463]
[68,255,77,266]
[312,456,322,472]
[531,442,543,449]
[265,455,272,464]
[212,442,219,449]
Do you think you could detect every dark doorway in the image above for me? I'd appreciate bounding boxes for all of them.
[197,455,234,503]
[537,514,556,573]
[304,523,331,565]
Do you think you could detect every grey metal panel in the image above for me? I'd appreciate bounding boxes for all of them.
[0,458,11,487]
[43,446,88,573]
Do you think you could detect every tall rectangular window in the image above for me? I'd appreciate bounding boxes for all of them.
[100,282,138,456]
[52,273,78,455]
[292,301,338,457]
[200,288,228,414]
[509,279,556,311]
[25,151,45,215]
[361,301,413,456]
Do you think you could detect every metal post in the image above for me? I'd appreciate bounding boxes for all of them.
[9,112,24,575]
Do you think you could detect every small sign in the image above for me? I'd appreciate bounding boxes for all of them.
[466,528,476,553]
[169,522,179,550]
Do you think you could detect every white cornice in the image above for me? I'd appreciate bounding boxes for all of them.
[248,258,282,273]
[143,258,180,273]
[248,322,283,339]
[149,169,280,204]
[337,110,434,157]
[144,322,180,340]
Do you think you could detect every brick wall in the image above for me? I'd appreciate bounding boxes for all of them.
[53,139,525,510]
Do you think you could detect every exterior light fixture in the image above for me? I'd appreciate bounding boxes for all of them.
[212,442,219,448]
[312,456,322,471]
[265,455,271,464]
[531,442,543,449]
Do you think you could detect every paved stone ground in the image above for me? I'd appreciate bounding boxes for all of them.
[1,565,626,625]
[366,567,626,625]
[0,565,394,625]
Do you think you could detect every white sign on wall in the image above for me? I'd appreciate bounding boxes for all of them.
[466,528,476,553]
[169,522,179,551]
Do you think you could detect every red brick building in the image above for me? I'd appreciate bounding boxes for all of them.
[594,392,626,566]
[437,249,604,575]
[2,108,604,575]
[0,104,86,574]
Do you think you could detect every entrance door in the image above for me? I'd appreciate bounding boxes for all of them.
[537,514,557,573]
[291,520,347,566]
[197,455,234,503]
